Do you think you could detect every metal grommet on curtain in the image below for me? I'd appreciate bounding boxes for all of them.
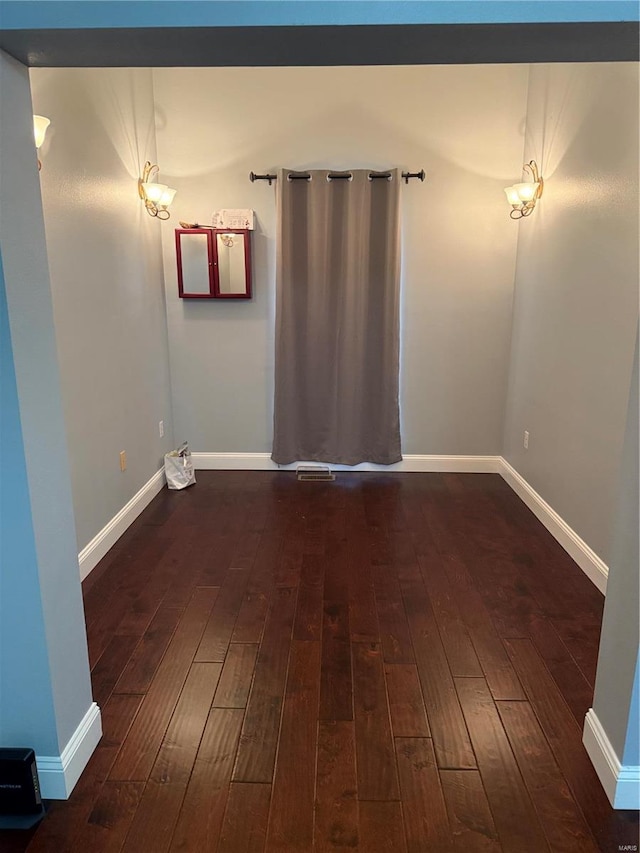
[368,171,393,182]
[287,172,312,182]
[327,172,353,182]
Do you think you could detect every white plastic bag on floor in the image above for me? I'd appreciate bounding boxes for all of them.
[164,441,196,490]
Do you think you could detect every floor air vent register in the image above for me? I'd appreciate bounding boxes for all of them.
[296,466,335,482]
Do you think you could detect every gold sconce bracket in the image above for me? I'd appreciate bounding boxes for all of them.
[523,160,544,198]
[505,159,544,220]
[138,161,175,220]
[138,161,158,200]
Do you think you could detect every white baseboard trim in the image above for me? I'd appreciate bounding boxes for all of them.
[36,703,102,799]
[498,458,608,595]
[583,708,640,810]
[78,468,166,581]
[192,452,503,474]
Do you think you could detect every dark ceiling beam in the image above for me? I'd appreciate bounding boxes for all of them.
[0,22,638,68]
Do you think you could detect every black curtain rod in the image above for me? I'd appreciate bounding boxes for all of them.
[249,170,425,186]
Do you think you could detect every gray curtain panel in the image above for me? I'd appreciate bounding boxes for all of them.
[272,168,402,465]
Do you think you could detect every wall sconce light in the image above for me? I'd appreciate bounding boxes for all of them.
[504,160,544,220]
[33,115,50,170]
[138,161,177,220]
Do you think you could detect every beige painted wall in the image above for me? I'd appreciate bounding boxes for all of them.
[503,62,639,565]
[154,64,528,456]
[29,68,175,552]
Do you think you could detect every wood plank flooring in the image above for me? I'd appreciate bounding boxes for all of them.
[4,471,639,852]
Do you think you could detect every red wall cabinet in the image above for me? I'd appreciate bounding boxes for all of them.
[175,228,252,299]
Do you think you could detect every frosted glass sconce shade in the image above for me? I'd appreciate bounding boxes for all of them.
[138,161,177,220]
[142,182,169,203]
[33,115,51,170]
[512,182,538,202]
[504,186,521,206]
[504,161,544,220]
[33,115,50,149]
[158,187,177,208]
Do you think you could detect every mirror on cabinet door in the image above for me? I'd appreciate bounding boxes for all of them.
[214,231,252,299]
[176,229,215,298]
[175,228,252,299]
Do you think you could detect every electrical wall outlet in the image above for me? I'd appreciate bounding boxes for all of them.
[159,420,164,438]
[523,430,529,450]
[119,450,127,471]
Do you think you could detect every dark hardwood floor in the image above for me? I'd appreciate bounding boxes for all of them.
[4,471,638,852]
